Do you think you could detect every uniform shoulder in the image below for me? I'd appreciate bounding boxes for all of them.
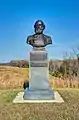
[44,34,51,39]
[43,34,52,45]
[26,34,34,44]
[27,34,34,39]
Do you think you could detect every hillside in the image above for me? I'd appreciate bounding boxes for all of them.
[0,60,29,68]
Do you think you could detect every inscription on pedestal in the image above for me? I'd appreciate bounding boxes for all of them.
[30,51,48,67]
[30,51,47,61]
[30,61,48,67]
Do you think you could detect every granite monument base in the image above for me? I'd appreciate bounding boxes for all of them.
[23,87,54,100]
[13,91,64,103]
[23,50,54,100]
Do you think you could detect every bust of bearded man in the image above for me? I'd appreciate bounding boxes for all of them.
[26,20,52,50]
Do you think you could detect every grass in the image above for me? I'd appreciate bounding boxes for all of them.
[0,66,29,89]
[0,89,23,103]
[0,66,79,119]
[0,89,79,120]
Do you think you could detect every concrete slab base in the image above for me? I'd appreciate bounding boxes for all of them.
[13,91,64,103]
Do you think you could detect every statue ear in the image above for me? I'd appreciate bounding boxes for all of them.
[34,24,36,28]
[43,24,45,30]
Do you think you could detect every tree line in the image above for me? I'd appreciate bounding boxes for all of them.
[49,46,79,79]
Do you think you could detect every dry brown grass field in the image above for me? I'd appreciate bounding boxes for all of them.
[0,66,79,89]
[0,66,29,89]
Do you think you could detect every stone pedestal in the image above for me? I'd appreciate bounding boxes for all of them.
[23,50,54,100]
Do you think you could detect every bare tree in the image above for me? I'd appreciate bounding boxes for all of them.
[62,52,69,78]
[72,44,79,78]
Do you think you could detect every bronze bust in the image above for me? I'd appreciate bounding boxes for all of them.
[26,20,52,50]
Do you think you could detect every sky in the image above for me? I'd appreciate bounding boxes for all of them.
[0,0,79,62]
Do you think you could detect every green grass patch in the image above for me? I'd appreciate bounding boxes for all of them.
[0,89,23,103]
[0,89,79,120]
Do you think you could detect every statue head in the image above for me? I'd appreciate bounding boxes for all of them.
[34,20,45,34]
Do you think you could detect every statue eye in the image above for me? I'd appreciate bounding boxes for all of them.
[36,25,40,28]
[36,25,42,28]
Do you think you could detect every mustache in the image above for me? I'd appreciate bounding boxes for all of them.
[35,27,44,31]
